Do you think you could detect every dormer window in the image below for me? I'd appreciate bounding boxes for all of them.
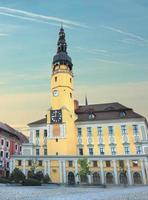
[119,111,126,118]
[88,113,95,120]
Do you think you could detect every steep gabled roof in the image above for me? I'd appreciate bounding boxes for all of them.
[0,122,28,143]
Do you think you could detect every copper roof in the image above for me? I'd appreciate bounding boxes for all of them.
[0,122,28,143]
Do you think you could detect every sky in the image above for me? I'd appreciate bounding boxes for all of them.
[0,0,148,135]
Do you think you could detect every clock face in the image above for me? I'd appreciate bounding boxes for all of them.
[50,110,62,123]
[53,90,59,97]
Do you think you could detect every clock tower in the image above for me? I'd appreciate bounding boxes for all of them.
[47,26,77,155]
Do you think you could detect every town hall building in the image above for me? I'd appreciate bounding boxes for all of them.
[10,27,148,185]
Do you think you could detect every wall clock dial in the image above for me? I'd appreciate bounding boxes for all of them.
[50,110,62,123]
[53,90,59,97]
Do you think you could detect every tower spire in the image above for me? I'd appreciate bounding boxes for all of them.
[52,26,73,70]
[85,95,88,106]
[57,25,67,53]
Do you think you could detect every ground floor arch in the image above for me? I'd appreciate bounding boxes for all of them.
[68,171,75,185]
[106,172,114,184]
[92,172,101,184]
[133,172,142,184]
[119,172,128,184]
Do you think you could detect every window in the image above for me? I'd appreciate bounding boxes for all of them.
[44,149,47,156]
[56,138,58,142]
[119,160,124,168]
[132,160,138,167]
[79,148,83,155]
[19,146,22,152]
[56,152,58,155]
[97,127,103,136]
[133,125,138,135]
[124,146,130,155]
[5,152,9,158]
[100,147,104,155]
[111,147,116,155]
[28,160,32,166]
[15,144,18,150]
[70,93,72,98]
[44,130,47,138]
[36,130,40,138]
[36,149,40,156]
[77,128,82,137]
[89,148,93,155]
[70,78,72,83]
[106,161,111,167]
[68,161,73,167]
[18,160,22,166]
[6,141,9,148]
[87,127,92,137]
[108,126,114,136]
[0,151,3,157]
[121,125,127,135]
[7,162,9,168]
[1,139,4,146]
[55,76,57,82]
[136,145,142,154]
[38,160,42,166]
[93,161,98,167]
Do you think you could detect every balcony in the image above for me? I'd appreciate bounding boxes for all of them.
[134,135,141,143]
[78,137,83,144]
[98,137,104,145]
[109,136,116,144]
[87,137,93,145]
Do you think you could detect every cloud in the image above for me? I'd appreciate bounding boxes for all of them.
[0,33,8,36]
[102,25,148,44]
[94,58,134,66]
[0,7,88,29]
[73,46,108,54]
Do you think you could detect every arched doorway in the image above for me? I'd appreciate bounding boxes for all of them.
[133,172,142,184]
[92,172,101,184]
[68,172,75,185]
[106,172,114,184]
[119,172,128,184]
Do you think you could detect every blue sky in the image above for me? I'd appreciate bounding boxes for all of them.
[0,0,148,132]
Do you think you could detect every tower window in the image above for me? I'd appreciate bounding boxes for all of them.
[55,76,57,82]
[70,93,72,98]
[70,78,72,83]
[79,148,83,155]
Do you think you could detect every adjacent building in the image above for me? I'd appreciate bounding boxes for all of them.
[0,122,28,177]
[10,27,148,185]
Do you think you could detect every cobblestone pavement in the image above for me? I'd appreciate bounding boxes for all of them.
[0,185,148,200]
